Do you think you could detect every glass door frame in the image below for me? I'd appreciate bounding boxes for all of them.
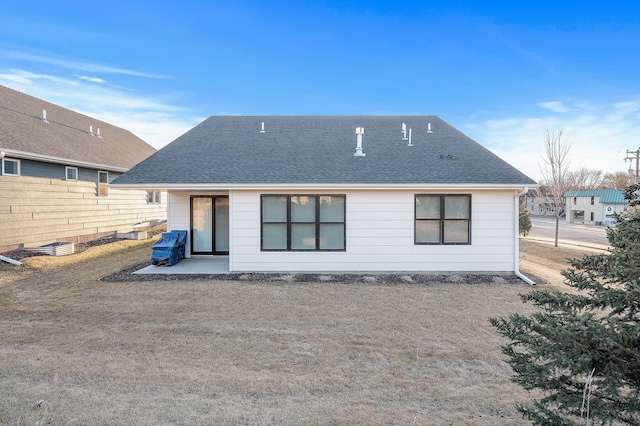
[190,195,229,255]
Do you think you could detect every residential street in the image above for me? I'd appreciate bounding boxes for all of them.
[528,216,610,247]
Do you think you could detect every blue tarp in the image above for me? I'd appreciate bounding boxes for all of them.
[150,230,187,266]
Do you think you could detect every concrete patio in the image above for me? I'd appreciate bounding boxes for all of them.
[134,256,230,274]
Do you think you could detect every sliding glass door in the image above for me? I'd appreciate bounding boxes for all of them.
[214,197,229,252]
[191,196,229,255]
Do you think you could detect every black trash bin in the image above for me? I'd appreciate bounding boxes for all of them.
[150,230,187,266]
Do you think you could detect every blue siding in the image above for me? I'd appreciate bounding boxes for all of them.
[17,159,121,183]
[20,159,64,179]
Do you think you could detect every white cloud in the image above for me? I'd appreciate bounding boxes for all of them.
[0,72,31,84]
[468,102,639,182]
[3,50,167,79]
[0,69,199,148]
[0,70,77,86]
[537,101,569,113]
[85,110,204,149]
[77,75,106,84]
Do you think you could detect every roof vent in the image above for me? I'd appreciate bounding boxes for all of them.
[427,122,433,133]
[354,127,366,157]
[407,128,413,146]
[260,121,265,133]
[96,128,102,138]
[401,123,408,140]
[42,109,48,122]
[89,125,94,136]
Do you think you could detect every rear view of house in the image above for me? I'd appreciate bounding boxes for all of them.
[0,85,166,252]
[112,116,537,275]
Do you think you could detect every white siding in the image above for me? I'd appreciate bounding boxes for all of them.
[168,191,515,272]
[167,191,229,256]
[566,196,598,224]
[602,203,625,226]
[169,189,517,272]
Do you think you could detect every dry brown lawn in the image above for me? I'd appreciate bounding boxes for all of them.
[0,238,598,425]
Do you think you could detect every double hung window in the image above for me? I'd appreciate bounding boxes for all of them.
[415,194,471,244]
[261,195,346,251]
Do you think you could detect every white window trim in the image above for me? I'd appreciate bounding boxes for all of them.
[146,190,161,204]
[2,158,20,176]
[65,166,78,181]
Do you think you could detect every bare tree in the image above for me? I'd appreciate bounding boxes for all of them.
[565,167,603,190]
[539,126,572,247]
[601,171,634,189]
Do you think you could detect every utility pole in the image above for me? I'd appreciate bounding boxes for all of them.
[625,148,640,184]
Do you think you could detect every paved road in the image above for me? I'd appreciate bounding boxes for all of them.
[528,216,610,247]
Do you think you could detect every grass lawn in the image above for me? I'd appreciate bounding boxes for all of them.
[0,238,587,425]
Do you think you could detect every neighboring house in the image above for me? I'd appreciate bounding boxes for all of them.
[564,189,627,226]
[0,85,166,252]
[525,186,557,216]
[112,116,537,274]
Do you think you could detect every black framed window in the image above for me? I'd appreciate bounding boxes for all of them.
[261,195,346,251]
[415,194,471,245]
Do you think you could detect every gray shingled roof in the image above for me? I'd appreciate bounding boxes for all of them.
[113,116,536,185]
[0,85,156,170]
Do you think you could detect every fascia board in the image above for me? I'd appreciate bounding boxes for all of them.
[110,182,540,191]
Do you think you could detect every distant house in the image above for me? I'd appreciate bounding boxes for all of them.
[564,189,627,226]
[0,85,166,252]
[525,186,557,216]
[112,116,537,275]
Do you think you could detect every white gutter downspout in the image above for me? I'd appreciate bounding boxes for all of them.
[515,187,536,285]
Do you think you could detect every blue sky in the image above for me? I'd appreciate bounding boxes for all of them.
[1,1,640,181]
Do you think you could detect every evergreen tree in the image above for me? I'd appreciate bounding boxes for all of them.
[520,198,532,236]
[491,184,640,425]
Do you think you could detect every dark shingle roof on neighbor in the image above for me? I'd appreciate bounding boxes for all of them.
[113,115,537,186]
[0,85,156,170]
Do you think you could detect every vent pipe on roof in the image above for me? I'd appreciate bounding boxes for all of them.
[407,128,413,146]
[42,109,48,122]
[260,122,265,133]
[354,127,366,157]
[401,123,408,140]
[427,122,433,133]
[96,128,102,138]
[89,125,94,136]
